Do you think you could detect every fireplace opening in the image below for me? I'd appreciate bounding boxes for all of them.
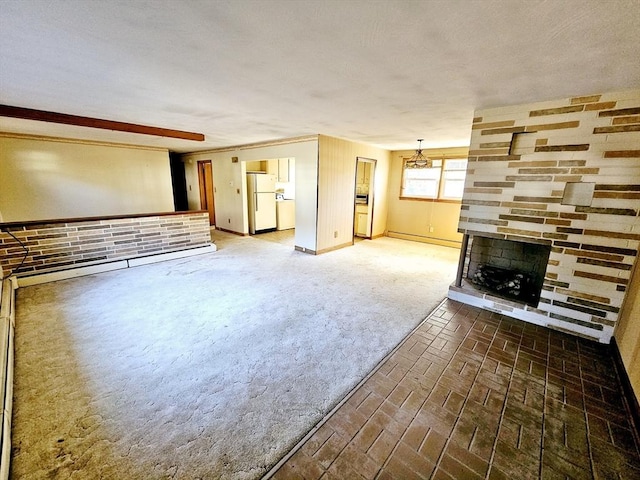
[467,236,551,307]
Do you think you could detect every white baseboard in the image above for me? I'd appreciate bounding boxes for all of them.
[17,261,129,287]
[16,244,217,287]
[127,245,216,267]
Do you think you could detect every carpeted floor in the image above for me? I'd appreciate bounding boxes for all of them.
[10,231,459,479]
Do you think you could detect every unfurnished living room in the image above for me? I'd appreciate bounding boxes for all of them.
[1,1,639,479]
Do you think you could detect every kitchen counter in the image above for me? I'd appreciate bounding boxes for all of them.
[276,200,295,230]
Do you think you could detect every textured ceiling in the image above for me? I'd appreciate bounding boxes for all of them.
[1,0,639,152]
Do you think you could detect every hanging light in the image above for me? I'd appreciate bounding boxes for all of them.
[405,139,432,169]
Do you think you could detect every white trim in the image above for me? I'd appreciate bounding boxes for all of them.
[15,245,217,287]
[16,261,129,287]
[127,245,216,267]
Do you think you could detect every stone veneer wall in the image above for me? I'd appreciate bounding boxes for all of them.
[0,211,211,278]
[448,89,640,343]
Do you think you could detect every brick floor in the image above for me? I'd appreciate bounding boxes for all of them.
[267,299,640,480]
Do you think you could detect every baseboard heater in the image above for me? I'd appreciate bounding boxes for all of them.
[0,278,16,480]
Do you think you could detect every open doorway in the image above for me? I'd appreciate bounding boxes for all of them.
[243,158,295,238]
[354,157,376,239]
[197,160,215,226]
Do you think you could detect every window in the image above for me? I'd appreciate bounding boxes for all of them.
[402,159,442,198]
[401,157,467,201]
[440,159,467,199]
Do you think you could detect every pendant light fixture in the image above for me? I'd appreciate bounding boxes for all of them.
[405,139,432,169]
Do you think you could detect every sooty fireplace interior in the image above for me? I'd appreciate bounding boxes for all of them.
[466,236,551,307]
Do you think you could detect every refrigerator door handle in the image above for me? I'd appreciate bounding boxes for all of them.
[255,192,258,212]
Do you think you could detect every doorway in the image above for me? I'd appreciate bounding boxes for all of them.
[197,160,215,226]
[354,157,376,239]
[243,158,296,236]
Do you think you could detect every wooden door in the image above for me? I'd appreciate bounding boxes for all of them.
[197,160,215,226]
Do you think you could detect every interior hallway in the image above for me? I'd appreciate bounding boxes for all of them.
[270,300,640,479]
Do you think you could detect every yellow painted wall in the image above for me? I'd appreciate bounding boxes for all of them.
[316,135,390,253]
[0,134,174,222]
[614,257,640,401]
[386,147,468,248]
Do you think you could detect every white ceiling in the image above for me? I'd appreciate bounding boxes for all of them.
[1,0,639,153]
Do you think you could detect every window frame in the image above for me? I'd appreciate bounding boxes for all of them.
[399,156,467,203]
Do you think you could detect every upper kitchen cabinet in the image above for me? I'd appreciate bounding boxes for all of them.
[246,160,263,172]
[356,161,371,186]
[355,160,372,196]
[251,158,295,184]
[265,160,278,176]
[277,158,293,183]
[264,158,289,181]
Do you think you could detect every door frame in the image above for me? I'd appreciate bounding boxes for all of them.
[197,160,216,226]
[353,157,376,240]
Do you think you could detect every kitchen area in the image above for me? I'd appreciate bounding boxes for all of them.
[354,158,374,238]
[246,158,295,235]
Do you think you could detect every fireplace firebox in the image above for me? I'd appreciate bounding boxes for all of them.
[466,236,551,307]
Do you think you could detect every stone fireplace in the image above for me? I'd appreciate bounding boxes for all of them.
[448,89,640,343]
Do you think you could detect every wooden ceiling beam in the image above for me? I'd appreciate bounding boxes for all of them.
[0,104,205,141]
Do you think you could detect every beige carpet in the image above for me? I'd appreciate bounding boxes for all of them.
[11,232,459,479]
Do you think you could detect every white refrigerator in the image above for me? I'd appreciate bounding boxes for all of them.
[247,173,277,234]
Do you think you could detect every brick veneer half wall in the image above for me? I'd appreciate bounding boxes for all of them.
[0,211,212,278]
[448,89,640,343]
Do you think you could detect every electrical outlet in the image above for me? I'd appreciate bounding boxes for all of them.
[334,231,338,238]
[429,226,434,233]
[228,218,231,223]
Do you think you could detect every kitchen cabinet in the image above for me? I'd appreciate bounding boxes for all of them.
[356,213,368,236]
[265,160,278,175]
[356,162,371,186]
[246,160,263,172]
[276,200,295,230]
[355,204,368,237]
[277,158,290,182]
[258,158,293,183]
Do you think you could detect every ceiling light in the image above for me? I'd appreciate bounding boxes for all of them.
[405,139,432,168]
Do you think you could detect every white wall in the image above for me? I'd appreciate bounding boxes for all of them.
[0,134,174,222]
[182,138,319,252]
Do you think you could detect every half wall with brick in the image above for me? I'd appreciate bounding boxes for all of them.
[0,211,212,278]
